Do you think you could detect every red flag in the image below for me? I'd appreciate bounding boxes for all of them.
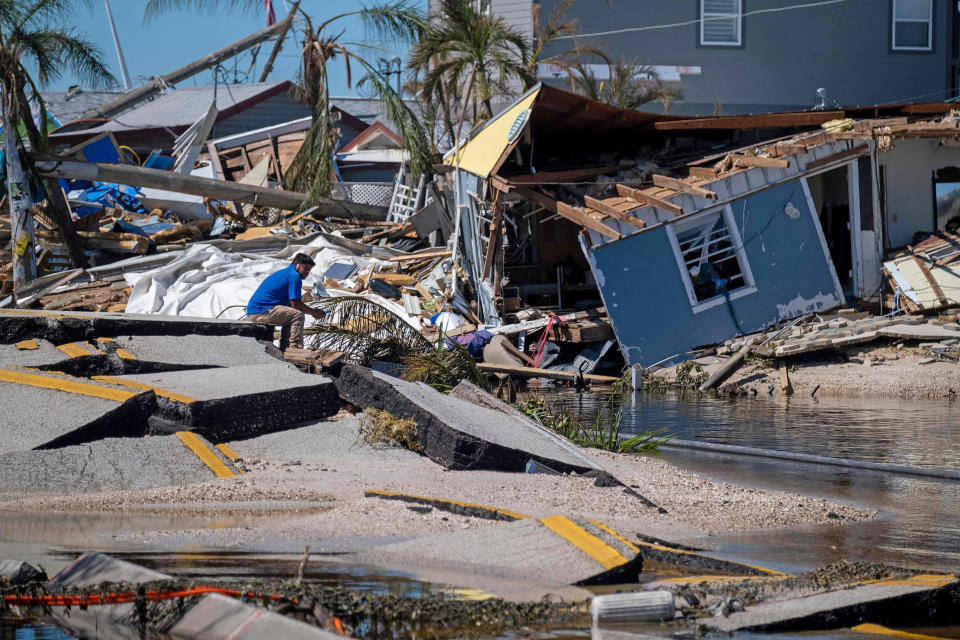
[265,0,276,26]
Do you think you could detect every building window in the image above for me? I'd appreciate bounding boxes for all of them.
[669,207,755,310]
[700,0,742,46]
[892,0,933,50]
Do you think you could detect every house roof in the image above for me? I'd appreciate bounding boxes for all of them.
[40,89,124,125]
[445,84,686,178]
[341,121,402,152]
[49,81,296,138]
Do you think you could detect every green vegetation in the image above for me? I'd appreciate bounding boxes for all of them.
[516,394,671,453]
[401,339,490,393]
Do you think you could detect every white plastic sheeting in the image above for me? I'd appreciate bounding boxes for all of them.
[124,235,419,328]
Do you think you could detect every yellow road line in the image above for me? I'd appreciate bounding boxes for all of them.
[0,368,135,403]
[653,575,788,584]
[96,337,136,360]
[215,444,245,475]
[15,339,39,350]
[57,341,98,358]
[539,515,628,570]
[853,623,955,640]
[92,376,197,404]
[176,432,236,479]
[364,489,531,521]
[589,519,787,577]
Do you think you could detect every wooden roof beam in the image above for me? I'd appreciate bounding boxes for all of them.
[584,195,645,227]
[651,174,718,200]
[616,184,683,216]
[733,155,790,169]
[557,202,622,240]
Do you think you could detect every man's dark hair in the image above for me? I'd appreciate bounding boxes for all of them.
[292,253,315,266]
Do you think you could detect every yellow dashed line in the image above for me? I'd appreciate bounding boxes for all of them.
[215,444,245,475]
[0,368,135,403]
[539,515,628,570]
[852,623,955,640]
[364,489,531,520]
[96,337,137,360]
[176,432,236,479]
[92,376,197,404]
[57,342,98,358]
[588,519,787,577]
[15,339,39,350]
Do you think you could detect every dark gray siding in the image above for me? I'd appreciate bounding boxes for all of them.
[213,93,311,138]
[539,0,955,114]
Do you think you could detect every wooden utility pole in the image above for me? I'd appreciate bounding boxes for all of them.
[2,90,37,290]
[76,15,296,122]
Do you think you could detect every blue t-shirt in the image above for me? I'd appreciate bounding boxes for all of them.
[246,263,303,315]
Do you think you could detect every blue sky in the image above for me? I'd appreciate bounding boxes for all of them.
[53,0,424,95]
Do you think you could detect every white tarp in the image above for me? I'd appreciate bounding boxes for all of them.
[125,235,418,328]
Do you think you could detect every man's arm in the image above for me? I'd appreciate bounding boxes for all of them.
[290,298,325,320]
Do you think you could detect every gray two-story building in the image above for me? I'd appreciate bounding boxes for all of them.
[454,0,959,115]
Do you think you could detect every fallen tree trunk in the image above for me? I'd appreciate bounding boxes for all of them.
[33,158,388,220]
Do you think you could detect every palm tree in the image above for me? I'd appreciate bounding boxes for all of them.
[527,0,609,92]
[410,0,530,132]
[145,0,432,209]
[573,59,682,112]
[1,0,115,288]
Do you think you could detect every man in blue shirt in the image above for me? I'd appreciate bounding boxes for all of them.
[246,253,326,351]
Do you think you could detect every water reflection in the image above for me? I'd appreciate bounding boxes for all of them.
[541,388,960,573]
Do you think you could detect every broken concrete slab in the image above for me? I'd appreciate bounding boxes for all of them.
[0,308,271,345]
[167,593,343,639]
[108,363,339,442]
[336,365,593,473]
[359,516,642,593]
[0,366,156,453]
[0,433,236,495]
[703,574,960,633]
[879,323,960,341]
[109,333,282,368]
[0,339,70,368]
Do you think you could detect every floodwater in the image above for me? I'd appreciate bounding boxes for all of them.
[543,388,960,574]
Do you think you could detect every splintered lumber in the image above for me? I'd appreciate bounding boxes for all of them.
[34,158,387,220]
[804,144,870,170]
[583,195,645,226]
[149,219,212,244]
[768,142,808,157]
[477,362,619,384]
[651,174,718,200]
[549,319,614,343]
[615,184,683,216]
[500,164,621,187]
[732,155,790,169]
[688,166,718,180]
[509,186,559,212]
[370,273,417,286]
[77,231,148,255]
[387,249,452,262]
[556,202,621,239]
[655,178,717,208]
[488,307,607,335]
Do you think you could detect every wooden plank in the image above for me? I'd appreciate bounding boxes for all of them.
[487,307,606,335]
[556,202,621,240]
[616,184,683,216]
[583,195,644,227]
[387,249,452,263]
[483,191,504,280]
[510,186,559,213]
[476,362,619,384]
[779,360,794,396]
[502,164,621,186]
[549,320,614,343]
[733,155,790,169]
[370,273,417,286]
[651,174,718,200]
[268,134,284,181]
[654,110,844,131]
[688,166,718,180]
[768,143,807,157]
[804,144,869,171]
[913,256,949,306]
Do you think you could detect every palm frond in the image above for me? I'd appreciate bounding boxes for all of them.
[402,338,489,393]
[143,0,261,22]
[308,296,433,366]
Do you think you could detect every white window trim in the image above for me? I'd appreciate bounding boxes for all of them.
[667,205,757,314]
[892,0,933,51]
[700,0,742,47]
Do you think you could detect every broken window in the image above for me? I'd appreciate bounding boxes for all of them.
[701,0,741,46]
[671,208,753,308]
[892,0,932,50]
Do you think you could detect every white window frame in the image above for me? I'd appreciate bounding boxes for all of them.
[892,0,933,51]
[700,0,742,47]
[666,204,757,314]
